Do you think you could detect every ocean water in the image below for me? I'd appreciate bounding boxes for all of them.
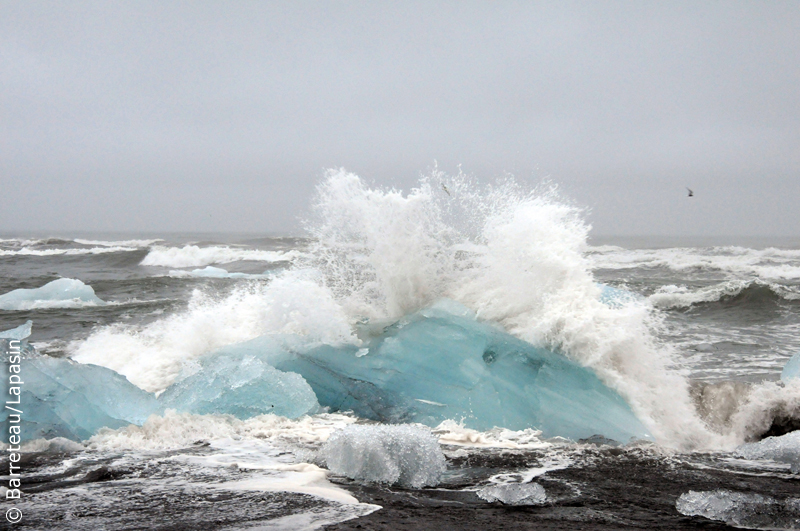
[2,170,800,530]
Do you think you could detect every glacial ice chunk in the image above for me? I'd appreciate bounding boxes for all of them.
[0,320,32,340]
[236,300,651,442]
[735,431,800,473]
[477,482,546,505]
[0,339,161,441]
[0,278,105,310]
[159,350,319,419]
[782,353,800,382]
[320,424,446,488]
[676,490,800,529]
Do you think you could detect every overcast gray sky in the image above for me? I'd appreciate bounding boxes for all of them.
[1,1,798,236]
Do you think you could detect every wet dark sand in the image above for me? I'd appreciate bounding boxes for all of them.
[323,446,798,531]
[2,445,797,530]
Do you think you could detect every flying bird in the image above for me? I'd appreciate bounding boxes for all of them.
[686,187,694,197]
[442,184,451,197]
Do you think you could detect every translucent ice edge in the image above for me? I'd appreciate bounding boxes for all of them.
[0,278,106,310]
[676,490,800,530]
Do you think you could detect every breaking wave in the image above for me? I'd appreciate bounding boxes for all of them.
[0,246,139,257]
[588,246,800,280]
[140,245,301,268]
[67,169,800,451]
[650,280,800,310]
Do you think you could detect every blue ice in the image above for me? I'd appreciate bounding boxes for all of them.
[598,284,640,308]
[0,320,33,340]
[206,300,652,443]
[159,350,319,419]
[781,353,800,382]
[1,323,160,441]
[0,278,105,310]
[0,356,161,441]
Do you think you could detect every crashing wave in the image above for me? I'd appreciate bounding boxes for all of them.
[650,279,800,310]
[70,169,733,449]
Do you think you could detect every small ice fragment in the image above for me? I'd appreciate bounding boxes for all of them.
[0,278,105,310]
[0,320,32,340]
[355,348,369,358]
[735,431,800,473]
[676,490,800,529]
[320,424,446,488]
[477,482,546,505]
[782,352,800,382]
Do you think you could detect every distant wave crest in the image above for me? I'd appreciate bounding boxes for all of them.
[141,245,300,268]
[650,280,800,310]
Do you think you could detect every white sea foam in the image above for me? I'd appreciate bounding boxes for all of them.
[70,169,738,449]
[87,410,359,451]
[74,238,163,247]
[433,420,550,449]
[168,265,273,279]
[728,379,800,443]
[141,245,300,268]
[0,246,138,256]
[303,169,718,449]
[70,271,357,393]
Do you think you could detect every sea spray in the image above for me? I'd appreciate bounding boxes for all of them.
[72,168,725,449]
[70,274,357,393]
[305,169,717,449]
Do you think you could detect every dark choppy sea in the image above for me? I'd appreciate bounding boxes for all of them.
[2,172,800,530]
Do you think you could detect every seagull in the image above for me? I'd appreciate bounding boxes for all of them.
[442,184,451,197]
[686,187,694,197]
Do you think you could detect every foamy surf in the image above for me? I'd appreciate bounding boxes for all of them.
[141,245,301,268]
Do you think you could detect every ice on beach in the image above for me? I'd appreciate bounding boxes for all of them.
[240,300,651,442]
[477,482,547,505]
[676,490,800,529]
[782,353,800,382]
[159,350,319,419]
[319,424,446,488]
[0,356,161,441]
[736,430,800,473]
[0,278,105,310]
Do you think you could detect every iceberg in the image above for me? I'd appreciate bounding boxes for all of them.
[319,424,446,488]
[1,331,160,441]
[676,490,800,530]
[0,278,105,310]
[209,300,652,443]
[477,482,547,505]
[159,350,319,419]
[782,352,800,382]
